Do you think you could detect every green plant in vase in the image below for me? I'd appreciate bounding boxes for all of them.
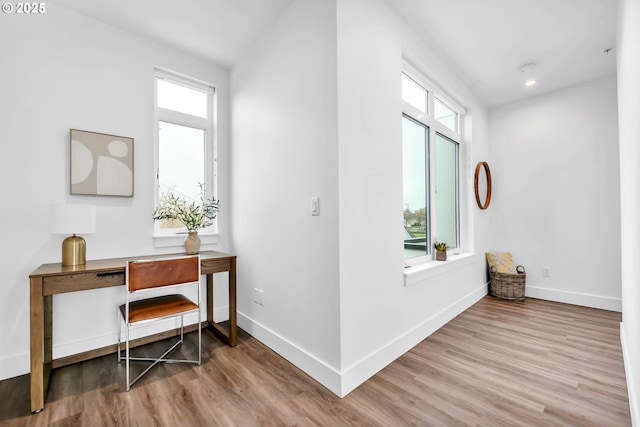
[153,184,219,254]
[434,241,448,261]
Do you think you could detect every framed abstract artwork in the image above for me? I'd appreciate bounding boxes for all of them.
[70,129,134,197]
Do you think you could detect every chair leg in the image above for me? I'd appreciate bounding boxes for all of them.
[125,322,130,391]
[123,312,201,391]
[117,308,121,364]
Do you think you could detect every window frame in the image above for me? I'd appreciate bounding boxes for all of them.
[402,64,464,266]
[402,113,431,260]
[153,68,218,247]
[434,96,459,134]
[434,131,460,250]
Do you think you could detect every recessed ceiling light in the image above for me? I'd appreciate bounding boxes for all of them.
[520,63,537,87]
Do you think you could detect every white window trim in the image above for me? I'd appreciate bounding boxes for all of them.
[155,67,215,95]
[152,68,218,248]
[402,62,466,268]
[404,252,476,287]
[403,61,466,115]
[153,231,220,248]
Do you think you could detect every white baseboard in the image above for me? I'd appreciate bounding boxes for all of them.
[0,306,229,381]
[339,282,487,396]
[526,285,622,312]
[238,282,488,397]
[237,312,343,395]
[621,322,639,427]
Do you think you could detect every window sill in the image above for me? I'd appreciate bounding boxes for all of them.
[153,232,220,249]
[404,252,477,287]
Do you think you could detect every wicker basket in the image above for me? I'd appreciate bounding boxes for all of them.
[489,265,526,301]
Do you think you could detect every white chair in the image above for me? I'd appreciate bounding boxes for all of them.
[117,255,201,390]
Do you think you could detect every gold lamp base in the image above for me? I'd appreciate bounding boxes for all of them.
[62,234,86,266]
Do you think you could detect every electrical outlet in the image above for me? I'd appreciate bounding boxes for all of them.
[253,288,265,306]
[542,266,551,277]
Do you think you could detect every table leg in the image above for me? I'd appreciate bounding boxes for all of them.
[229,258,237,346]
[205,266,237,346]
[29,277,45,413]
[206,273,214,324]
[44,295,53,366]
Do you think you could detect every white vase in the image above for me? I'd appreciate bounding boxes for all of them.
[184,231,201,254]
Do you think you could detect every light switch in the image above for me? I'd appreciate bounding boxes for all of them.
[311,197,320,216]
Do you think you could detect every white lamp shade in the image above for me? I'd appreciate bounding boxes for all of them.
[51,204,96,235]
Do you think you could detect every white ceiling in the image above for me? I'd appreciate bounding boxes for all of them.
[53,0,618,108]
[386,0,619,106]
[53,0,294,69]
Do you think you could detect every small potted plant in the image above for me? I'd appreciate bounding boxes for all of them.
[434,241,448,261]
[153,184,219,254]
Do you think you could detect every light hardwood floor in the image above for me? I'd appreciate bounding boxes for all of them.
[0,297,631,426]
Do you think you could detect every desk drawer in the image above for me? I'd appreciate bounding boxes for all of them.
[43,271,125,295]
[201,258,231,274]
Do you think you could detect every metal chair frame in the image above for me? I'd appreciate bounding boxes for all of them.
[117,255,201,391]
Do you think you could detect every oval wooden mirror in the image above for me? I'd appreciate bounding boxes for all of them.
[474,161,492,210]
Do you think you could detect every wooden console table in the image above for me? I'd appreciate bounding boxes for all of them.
[29,250,236,413]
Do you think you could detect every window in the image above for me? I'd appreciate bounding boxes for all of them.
[434,97,458,132]
[154,69,216,236]
[435,133,459,247]
[402,69,463,262]
[403,115,429,258]
[402,73,427,115]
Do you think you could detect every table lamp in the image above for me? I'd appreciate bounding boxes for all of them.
[51,204,96,266]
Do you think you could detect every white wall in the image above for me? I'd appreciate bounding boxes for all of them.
[0,3,231,380]
[488,76,621,311]
[230,0,343,389]
[335,0,490,396]
[617,0,640,422]
[231,0,491,397]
